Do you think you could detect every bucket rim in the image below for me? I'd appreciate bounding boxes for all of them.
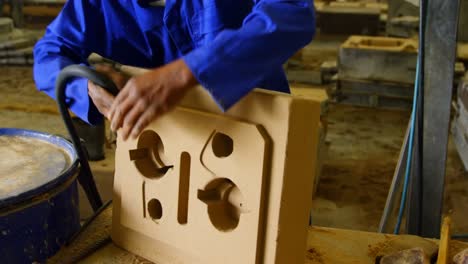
[0,128,79,211]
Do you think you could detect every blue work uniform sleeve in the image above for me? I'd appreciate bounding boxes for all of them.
[33,1,103,124]
[183,0,315,111]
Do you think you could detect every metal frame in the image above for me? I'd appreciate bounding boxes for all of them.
[380,0,460,237]
[416,0,460,238]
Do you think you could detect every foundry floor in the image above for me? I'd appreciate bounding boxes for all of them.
[2,66,468,237]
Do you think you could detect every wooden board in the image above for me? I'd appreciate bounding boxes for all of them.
[48,204,468,264]
[437,216,452,264]
[458,43,468,61]
[306,227,468,264]
[2,3,64,18]
[291,86,329,116]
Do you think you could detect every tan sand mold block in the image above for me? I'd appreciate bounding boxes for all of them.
[112,86,321,264]
[117,108,268,263]
[342,35,418,53]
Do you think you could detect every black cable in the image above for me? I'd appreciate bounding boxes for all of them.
[55,65,119,212]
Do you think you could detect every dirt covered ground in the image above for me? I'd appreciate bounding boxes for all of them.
[311,103,468,235]
[1,66,468,236]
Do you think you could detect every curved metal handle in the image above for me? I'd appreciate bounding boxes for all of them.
[56,65,120,97]
[55,65,119,212]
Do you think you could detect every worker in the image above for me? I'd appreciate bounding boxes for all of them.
[34,1,315,141]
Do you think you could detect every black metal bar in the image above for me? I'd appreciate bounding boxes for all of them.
[420,0,460,238]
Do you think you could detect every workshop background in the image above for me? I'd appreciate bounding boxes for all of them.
[1,0,468,263]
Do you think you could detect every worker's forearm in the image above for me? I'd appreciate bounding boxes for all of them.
[183,0,315,111]
[33,39,101,124]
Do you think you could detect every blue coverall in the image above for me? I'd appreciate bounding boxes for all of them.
[33,0,315,124]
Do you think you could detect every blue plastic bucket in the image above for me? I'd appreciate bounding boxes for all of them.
[0,128,80,263]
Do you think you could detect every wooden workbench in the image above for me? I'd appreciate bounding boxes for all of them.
[48,203,468,264]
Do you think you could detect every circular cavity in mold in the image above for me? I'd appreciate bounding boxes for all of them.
[132,130,172,179]
[211,132,234,158]
[198,178,245,232]
[148,198,163,220]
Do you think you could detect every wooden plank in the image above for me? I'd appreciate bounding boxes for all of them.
[437,216,452,264]
[291,86,329,116]
[291,86,328,197]
[458,43,468,61]
[2,4,63,17]
[24,0,66,3]
[53,205,468,264]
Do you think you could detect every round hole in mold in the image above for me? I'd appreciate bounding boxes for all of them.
[147,198,163,220]
[133,130,171,179]
[198,178,244,232]
[211,132,233,158]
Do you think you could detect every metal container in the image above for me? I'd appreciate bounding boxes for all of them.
[0,128,80,263]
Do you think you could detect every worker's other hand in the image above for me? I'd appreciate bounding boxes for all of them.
[88,64,129,118]
[108,59,197,141]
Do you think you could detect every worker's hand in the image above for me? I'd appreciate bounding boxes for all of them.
[88,81,114,118]
[108,59,198,140]
[88,64,130,118]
